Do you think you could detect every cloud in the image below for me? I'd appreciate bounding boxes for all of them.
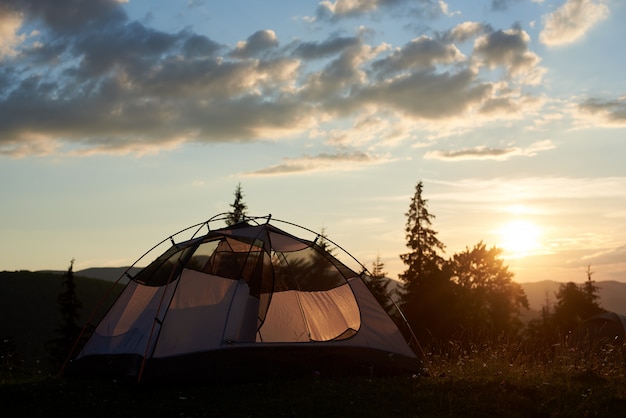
[443,21,490,44]
[314,0,449,21]
[291,35,360,60]
[315,0,406,20]
[539,0,609,47]
[9,0,127,34]
[243,151,391,176]
[0,4,24,60]
[357,68,493,119]
[473,26,544,84]
[371,35,464,76]
[0,0,550,157]
[491,0,519,11]
[577,97,626,127]
[582,244,626,266]
[231,30,279,58]
[424,139,555,161]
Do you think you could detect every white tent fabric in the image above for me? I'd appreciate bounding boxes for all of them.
[71,215,419,380]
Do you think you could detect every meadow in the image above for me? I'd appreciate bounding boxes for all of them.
[1,271,625,417]
[2,341,626,417]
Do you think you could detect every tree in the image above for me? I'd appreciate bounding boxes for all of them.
[399,181,446,294]
[317,226,336,255]
[398,181,453,343]
[525,265,604,348]
[226,183,248,226]
[448,242,528,342]
[367,253,394,309]
[552,266,604,337]
[48,259,82,368]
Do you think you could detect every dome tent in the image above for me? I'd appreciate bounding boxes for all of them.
[65,214,421,382]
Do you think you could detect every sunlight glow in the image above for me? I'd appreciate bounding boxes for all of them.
[498,219,542,258]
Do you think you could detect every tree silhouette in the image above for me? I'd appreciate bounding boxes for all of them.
[365,253,394,310]
[48,259,82,368]
[525,265,604,348]
[226,183,248,226]
[449,242,528,343]
[398,181,453,343]
[552,266,604,337]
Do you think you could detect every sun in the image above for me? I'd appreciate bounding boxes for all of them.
[497,219,542,258]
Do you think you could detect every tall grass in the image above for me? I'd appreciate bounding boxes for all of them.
[2,339,625,417]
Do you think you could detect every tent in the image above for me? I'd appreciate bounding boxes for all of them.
[571,311,626,349]
[65,214,421,382]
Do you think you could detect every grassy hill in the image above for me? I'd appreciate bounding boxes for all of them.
[0,271,122,373]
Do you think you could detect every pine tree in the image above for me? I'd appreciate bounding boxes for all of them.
[525,266,604,348]
[552,266,604,336]
[226,183,248,226]
[399,181,446,298]
[367,253,393,308]
[48,259,82,368]
[316,226,338,256]
[398,181,452,342]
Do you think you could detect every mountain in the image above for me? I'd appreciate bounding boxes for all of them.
[387,278,625,317]
[520,280,626,317]
[36,266,142,282]
[0,271,123,371]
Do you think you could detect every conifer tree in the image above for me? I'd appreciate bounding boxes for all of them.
[399,181,446,297]
[552,266,604,336]
[48,259,82,368]
[226,183,248,226]
[526,265,604,347]
[398,181,452,342]
[367,253,393,309]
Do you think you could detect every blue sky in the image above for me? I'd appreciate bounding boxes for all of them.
[1,0,625,283]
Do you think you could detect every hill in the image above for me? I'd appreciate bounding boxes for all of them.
[37,266,142,282]
[0,271,123,372]
[387,278,626,317]
[520,280,626,317]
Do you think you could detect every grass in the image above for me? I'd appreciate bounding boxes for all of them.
[2,271,625,416]
[2,342,625,417]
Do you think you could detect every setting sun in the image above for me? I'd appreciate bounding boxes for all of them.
[498,219,542,258]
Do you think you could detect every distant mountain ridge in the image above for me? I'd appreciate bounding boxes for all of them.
[56,268,626,317]
[37,267,142,282]
[520,280,626,317]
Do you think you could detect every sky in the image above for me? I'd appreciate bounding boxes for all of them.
[1,0,625,284]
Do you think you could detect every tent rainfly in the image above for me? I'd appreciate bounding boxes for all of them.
[65,214,421,382]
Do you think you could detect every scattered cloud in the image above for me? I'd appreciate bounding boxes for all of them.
[490,0,522,12]
[291,35,360,60]
[0,0,614,160]
[371,35,465,76]
[473,26,544,84]
[444,21,490,44]
[314,0,448,21]
[316,0,389,19]
[539,0,609,47]
[582,244,626,266]
[576,97,626,127]
[243,151,392,176]
[424,139,555,161]
[231,30,279,58]
[0,4,24,60]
